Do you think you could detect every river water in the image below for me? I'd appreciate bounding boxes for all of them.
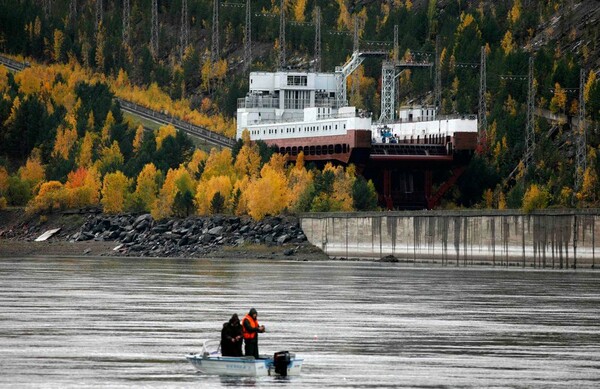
[1,257,599,388]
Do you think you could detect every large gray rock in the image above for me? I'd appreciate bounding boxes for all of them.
[208,226,224,235]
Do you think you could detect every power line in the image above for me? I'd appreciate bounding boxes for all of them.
[150,0,158,58]
[212,0,219,62]
[575,68,587,193]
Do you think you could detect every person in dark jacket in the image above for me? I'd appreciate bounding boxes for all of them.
[242,308,265,359]
[221,313,243,357]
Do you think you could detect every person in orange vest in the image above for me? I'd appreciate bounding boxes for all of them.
[241,308,265,359]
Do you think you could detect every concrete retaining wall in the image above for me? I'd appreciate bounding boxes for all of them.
[300,210,600,268]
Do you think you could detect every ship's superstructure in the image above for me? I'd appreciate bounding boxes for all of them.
[237,71,372,163]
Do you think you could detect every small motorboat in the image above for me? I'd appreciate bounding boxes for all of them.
[186,340,303,377]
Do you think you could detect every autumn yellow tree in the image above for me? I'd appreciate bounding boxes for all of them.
[501,31,515,55]
[95,140,124,174]
[133,163,161,212]
[27,181,67,214]
[287,152,314,211]
[77,131,96,168]
[202,148,234,181]
[234,135,262,179]
[243,154,289,220]
[293,0,307,22]
[65,166,101,208]
[132,124,145,153]
[195,175,233,215]
[156,124,177,149]
[53,124,78,160]
[100,110,115,145]
[152,166,195,219]
[19,149,45,190]
[101,171,131,214]
[549,82,567,113]
[52,29,65,62]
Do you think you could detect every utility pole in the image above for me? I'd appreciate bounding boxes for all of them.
[212,0,219,62]
[180,0,189,60]
[393,24,399,63]
[95,0,103,31]
[314,6,321,72]
[478,46,487,147]
[279,0,286,69]
[524,56,535,171]
[150,0,158,58]
[69,0,77,30]
[351,16,360,98]
[244,0,251,71]
[434,36,442,113]
[122,0,130,47]
[575,68,587,193]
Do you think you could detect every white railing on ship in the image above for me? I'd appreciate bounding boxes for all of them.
[238,97,343,109]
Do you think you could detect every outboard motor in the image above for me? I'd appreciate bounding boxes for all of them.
[273,351,290,376]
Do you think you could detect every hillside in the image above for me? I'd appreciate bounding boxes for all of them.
[1,0,600,211]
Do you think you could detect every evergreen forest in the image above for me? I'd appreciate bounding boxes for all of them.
[0,0,599,218]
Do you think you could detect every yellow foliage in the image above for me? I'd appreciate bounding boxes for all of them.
[115,68,129,88]
[405,0,413,11]
[52,124,77,160]
[501,31,515,55]
[504,95,518,116]
[195,175,233,215]
[134,163,161,212]
[243,155,290,220]
[132,125,145,153]
[101,171,131,214]
[335,0,352,31]
[95,141,124,173]
[65,167,101,208]
[152,166,194,220]
[497,192,507,210]
[0,166,9,194]
[584,70,596,103]
[187,149,209,177]
[0,197,6,210]
[155,124,177,149]
[19,150,45,186]
[101,110,115,144]
[508,0,522,25]
[202,148,234,181]
[77,131,96,168]
[52,29,64,62]
[27,180,67,214]
[287,161,313,211]
[234,144,262,179]
[522,184,550,213]
[580,167,598,204]
[549,83,567,113]
[484,189,493,208]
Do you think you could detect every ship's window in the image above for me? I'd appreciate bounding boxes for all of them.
[343,124,346,129]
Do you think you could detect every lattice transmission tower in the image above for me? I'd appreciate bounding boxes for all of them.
[524,56,535,170]
[278,0,286,69]
[314,6,321,72]
[575,68,587,192]
[122,0,130,46]
[351,16,360,98]
[243,0,252,71]
[211,0,219,62]
[478,46,487,147]
[150,0,158,58]
[180,0,189,60]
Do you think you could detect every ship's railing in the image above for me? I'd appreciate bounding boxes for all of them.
[245,110,369,126]
[393,114,477,123]
[238,96,279,109]
[238,96,342,109]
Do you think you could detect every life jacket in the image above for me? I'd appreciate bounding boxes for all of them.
[242,314,259,340]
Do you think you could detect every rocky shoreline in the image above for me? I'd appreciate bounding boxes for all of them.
[0,209,328,260]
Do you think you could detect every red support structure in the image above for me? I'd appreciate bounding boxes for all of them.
[426,166,467,209]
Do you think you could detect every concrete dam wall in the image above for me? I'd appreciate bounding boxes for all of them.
[300,210,600,268]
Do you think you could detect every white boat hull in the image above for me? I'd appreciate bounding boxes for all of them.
[186,354,303,377]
